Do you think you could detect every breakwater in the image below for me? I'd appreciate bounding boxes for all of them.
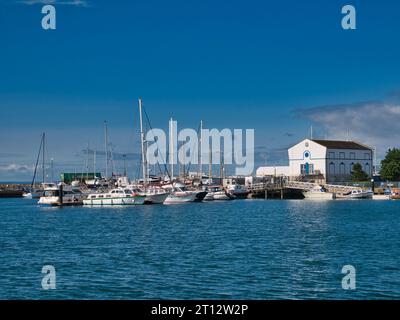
[0,184,34,198]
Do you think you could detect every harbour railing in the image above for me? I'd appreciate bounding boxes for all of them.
[248,180,363,194]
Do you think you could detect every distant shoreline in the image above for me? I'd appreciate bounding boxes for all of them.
[0,182,32,185]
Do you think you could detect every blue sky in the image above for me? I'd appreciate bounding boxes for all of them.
[1,0,400,181]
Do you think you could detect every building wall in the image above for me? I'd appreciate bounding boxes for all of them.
[256,139,373,183]
[325,148,372,183]
[288,139,327,177]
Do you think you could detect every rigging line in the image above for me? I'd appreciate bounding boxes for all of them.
[143,107,171,180]
[31,134,44,188]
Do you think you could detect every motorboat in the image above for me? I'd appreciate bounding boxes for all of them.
[84,177,109,188]
[136,186,170,204]
[302,185,336,200]
[337,189,373,199]
[226,184,249,199]
[83,188,145,206]
[390,188,400,200]
[38,184,85,206]
[163,183,207,204]
[203,185,236,201]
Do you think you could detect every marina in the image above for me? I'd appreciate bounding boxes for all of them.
[3,98,398,206]
[2,0,400,307]
[0,177,397,204]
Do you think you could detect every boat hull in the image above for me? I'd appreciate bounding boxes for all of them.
[164,192,198,204]
[303,191,335,200]
[203,193,214,201]
[38,196,84,206]
[24,190,44,199]
[230,191,249,199]
[213,192,235,200]
[83,196,145,206]
[337,191,373,199]
[144,192,169,204]
[194,191,208,202]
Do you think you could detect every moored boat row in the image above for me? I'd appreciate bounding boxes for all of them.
[302,185,375,200]
[35,181,241,206]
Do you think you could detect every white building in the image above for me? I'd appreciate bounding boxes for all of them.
[256,139,373,183]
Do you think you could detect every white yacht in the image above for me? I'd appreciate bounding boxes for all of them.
[84,177,109,188]
[338,189,373,199]
[142,187,170,204]
[38,184,85,206]
[163,183,207,204]
[83,188,145,206]
[303,185,336,200]
[203,186,236,201]
[226,184,249,199]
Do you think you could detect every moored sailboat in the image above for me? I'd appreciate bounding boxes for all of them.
[23,133,48,199]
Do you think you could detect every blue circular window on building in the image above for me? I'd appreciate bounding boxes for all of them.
[304,151,310,158]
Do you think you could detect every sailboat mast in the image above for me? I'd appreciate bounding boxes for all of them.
[220,151,223,180]
[94,148,97,179]
[208,143,212,181]
[104,121,109,179]
[199,120,203,179]
[139,98,147,187]
[31,134,44,188]
[42,133,45,184]
[86,142,90,180]
[169,118,174,180]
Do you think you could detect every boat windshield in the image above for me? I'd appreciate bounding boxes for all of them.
[44,190,59,197]
[176,186,187,192]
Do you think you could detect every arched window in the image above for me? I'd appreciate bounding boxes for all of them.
[365,163,370,174]
[329,162,335,174]
[339,162,345,175]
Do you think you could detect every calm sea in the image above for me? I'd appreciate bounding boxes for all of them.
[0,198,399,300]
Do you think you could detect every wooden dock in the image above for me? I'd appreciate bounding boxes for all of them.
[248,182,303,199]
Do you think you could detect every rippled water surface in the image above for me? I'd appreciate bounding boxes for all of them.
[0,198,399,299]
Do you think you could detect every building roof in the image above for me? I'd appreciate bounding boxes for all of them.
[311,140,372,150]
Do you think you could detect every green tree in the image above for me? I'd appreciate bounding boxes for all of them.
[380,148,400,181]
[351,163,368,182]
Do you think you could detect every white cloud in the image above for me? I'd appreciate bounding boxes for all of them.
[298,101,400,159]
[0,163,34,173]
[18,0,88,7]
